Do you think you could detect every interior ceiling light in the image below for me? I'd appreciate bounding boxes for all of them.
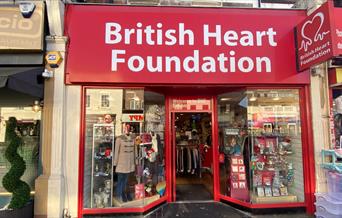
[32,100,42,112]
[249,93,257,102]
[273,95,280,101]
[249,96,257,101]
[220,97,231,101]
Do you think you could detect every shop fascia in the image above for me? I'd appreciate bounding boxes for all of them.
[105,22,278,74]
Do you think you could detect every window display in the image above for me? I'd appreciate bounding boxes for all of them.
[218,89,305,204]
[83,89,165,209]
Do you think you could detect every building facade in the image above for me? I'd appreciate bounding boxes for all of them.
[0,0,45,211]
[33,0,339,217]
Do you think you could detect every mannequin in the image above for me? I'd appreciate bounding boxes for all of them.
[114,124,136,202]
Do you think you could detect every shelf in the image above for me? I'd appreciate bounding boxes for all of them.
[252,194,297,203]
[91,123,115,208]
[112,194,160,208]
[94,173,111,177]
[94,156,112,160]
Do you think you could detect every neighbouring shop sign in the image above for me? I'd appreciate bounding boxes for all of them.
[122,114,144,122]
[0,2,44,51]
[295,1,342,72]
[65,5,309,84]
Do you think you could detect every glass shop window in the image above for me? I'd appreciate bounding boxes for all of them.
[101,94,110,108]
[83,88,166,209]
[218,89,305,204]
[86,95,90,108]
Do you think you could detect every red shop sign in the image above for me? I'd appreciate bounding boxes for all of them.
[295,0,342,72]
[65,5,309,84]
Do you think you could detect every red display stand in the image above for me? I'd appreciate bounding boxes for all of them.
[229,155,250,202]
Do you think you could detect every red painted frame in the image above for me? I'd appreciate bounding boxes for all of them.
[77,85,315,217]
[77,86,169,217]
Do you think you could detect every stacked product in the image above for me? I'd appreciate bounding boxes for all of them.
[251,135,297,203]
[229,155,249,201]
[318,150,342,218]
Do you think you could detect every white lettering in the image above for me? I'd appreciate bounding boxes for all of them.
[267,28,277,46]
[165,56,181,72]
[179,23,194,45]
[124,28,135,44]
[156,23,163,45]
[111,49,126,71]
[256,57,271,72]
[223,31,238,46]
[238,57,254,73]
[217,53,228,73]
[256,31,266,46]
[105,23,122,44]
[229,50,236,72]
[183,50,199,72]
[128,55,144,72]
[144,25,155,45]
[202,56,216,72]
[204,24,221,46]
[147,56,162,72]
[165,29,177,45]
[110,50,272,73]
[240,31,254,46]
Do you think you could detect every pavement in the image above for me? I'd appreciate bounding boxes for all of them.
[84,202,314,218]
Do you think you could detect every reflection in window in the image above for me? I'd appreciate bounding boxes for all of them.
[218,89,304,204]
[101,95,110,108]
[83,89,166,209]
[86,95,90,108]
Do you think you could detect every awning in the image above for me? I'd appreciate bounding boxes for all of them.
[0,67,44,98]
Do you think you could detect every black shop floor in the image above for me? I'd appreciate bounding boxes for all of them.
[84,202,313,218]
[176,184,212,201]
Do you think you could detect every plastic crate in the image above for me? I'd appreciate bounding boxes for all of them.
[321,149,342,173]
[326,171,342,201]
[315,205,342,218]
[315,193,342,215]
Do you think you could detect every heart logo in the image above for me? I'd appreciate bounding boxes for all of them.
[299,12,330,52]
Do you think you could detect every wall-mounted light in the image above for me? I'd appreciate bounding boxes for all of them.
[42,69,53,79]
[220,97,231,101]
[32,100,43,112]
[249,93,257,102]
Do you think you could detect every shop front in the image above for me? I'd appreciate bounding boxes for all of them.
[64,4,315,216]
[0,2,45,209]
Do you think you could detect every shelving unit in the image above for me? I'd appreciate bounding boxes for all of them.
[91,123,115,208]
[250,133,297,202]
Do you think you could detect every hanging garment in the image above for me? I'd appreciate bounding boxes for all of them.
[187,147,192,173]
[114,134,136,173]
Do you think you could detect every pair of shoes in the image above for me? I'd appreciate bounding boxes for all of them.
[121,193,128,202]
[121,193,133,202]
